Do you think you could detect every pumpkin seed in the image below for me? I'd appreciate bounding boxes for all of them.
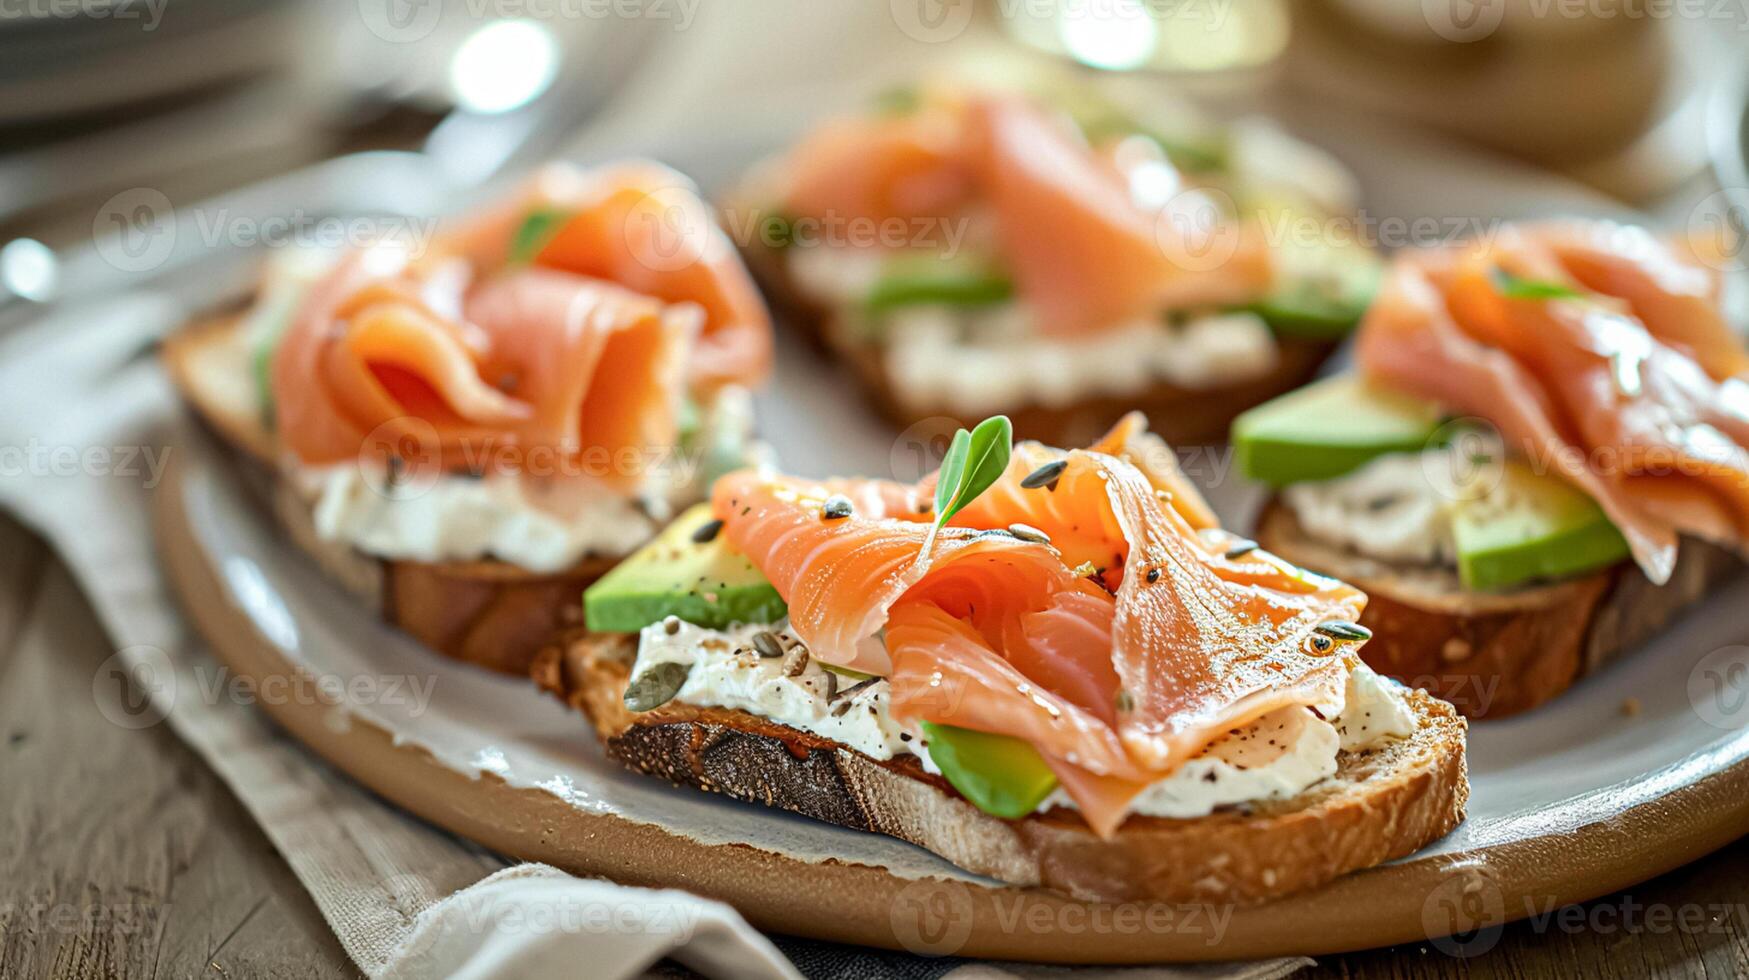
[623,662,690,712]
[1223,540,1258,560]
[1314,621,1373,642]
[1006,522,1051,544]
[690,518,725,544]
[1020,460,1066,490]
[833,676,880,703]
[752,631,785,658]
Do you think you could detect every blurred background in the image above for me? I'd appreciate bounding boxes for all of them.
[0,0,1744,311]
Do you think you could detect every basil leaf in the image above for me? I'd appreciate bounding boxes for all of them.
[508,207,573,265]
[921,415,1012,558]
[1491,267,1583,301]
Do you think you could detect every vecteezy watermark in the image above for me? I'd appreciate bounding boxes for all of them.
[1424,0,1749,41]
[1687,188,1749,274]
[889,0,977,43]
[1689,645,1749,730]
[890,417,964,484]
[1421,869,1749,959]
[718,205,976,258]
[358,0,701,43]
[94,188,443,274]
[93,646,440,730]
[887,877,1236,957]
[0,0,168,30]
[1259,209,1508,254]
[452,891,707,938]
[0,440,172,487]
[94,187,176,274]
[1155,188,1242,274]
[1423,867,1508,957]
[191,209,441,258]
[92,645,176,731]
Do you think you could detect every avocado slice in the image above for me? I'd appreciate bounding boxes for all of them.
[1247,233,1383,339]
[1233,375,1445,486]
[863,252,1013,314]
[920,722,1059,820]
[1452,462,1630,591]
[584,504,787,633]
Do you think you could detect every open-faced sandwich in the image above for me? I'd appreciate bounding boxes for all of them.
[164,162,773,673]
[537,413,1467,904]
[728,83,1380,446]
[1234,220,1748,718]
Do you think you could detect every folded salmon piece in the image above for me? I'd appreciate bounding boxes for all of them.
[271,162,770,488]
[777,90,1273,337]
[1356,220,1749,584]
[713,414,1364,836]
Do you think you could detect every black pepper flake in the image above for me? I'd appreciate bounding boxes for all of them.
[1145,567,1160,584]
[690,519,725,544]
[1020,460,1067,491]
[821,494,855,520]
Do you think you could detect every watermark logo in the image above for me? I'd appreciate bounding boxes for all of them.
[890,416,965,483]
[359,417,445,502]
[1686,189,1748,274]
[0,0,168,31]
[890,0,976,42]
[1422,418,1507,503]
[889,878,976,956]
[92,645,176,730]
[1422,0,1508,41]
[622,184,715,274]
[1155,188,1241,273]
[1689,645,1749,730]
[94,188,175,274]
[1423,868,1506,957]
[360,0,442,43]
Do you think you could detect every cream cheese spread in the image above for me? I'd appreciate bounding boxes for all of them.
[627,618,1418,821]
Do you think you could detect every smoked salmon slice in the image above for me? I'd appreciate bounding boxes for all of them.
[777,91,1272,337]
[713,415,1365,836]
[271,163,768,489]
[1356,220,1749,584]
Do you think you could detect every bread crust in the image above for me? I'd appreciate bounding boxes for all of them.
[162,313,620,675]
[534,633,1469,906]
[738,234,1337,448]
[1255,499,1744,719]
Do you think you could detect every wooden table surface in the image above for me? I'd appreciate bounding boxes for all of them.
[2,510,1747,978]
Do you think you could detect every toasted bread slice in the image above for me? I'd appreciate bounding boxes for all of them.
[162,313,617,674]
[1255,499,1744,719]
[532,632,1468,906]
[737,234,1336,448]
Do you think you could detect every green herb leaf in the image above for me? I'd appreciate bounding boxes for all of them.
[921,415,1012,558]
[508,207,573,265]
[1491,267,1584,301]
